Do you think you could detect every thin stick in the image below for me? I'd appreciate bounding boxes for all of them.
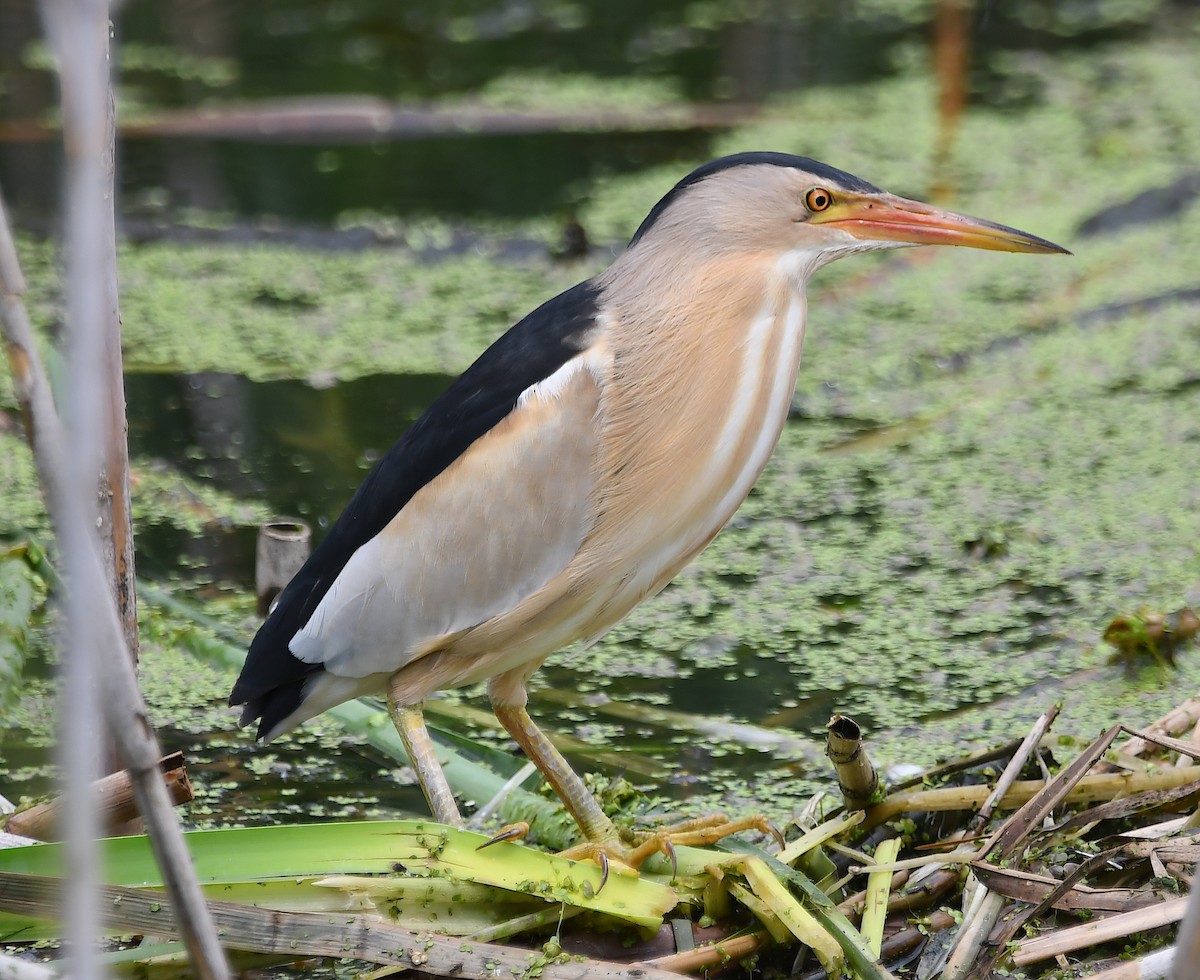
[39,4,112,977]
[941,706,1061,978]
[0,89,231,980]
[973,705,1060,833]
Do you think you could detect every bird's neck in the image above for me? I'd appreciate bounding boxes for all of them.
[596,253,808,530]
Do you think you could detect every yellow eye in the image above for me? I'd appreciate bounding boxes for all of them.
[805,187,833,212]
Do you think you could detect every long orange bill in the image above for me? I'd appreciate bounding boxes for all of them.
[812,191,1070,254]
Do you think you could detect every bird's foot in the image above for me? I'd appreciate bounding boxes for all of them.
[631,812,785,851]
[475,821,531,850]
[560,813,784,891]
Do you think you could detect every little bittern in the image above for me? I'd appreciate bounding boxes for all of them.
[231,152,1067,866]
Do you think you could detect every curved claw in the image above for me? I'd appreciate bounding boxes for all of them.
[596,850,610,895]
[663,838,678,881]
[766,821,786,850]
[476,821,531,851]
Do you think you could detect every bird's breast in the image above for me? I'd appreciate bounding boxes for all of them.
[580,265,808,616]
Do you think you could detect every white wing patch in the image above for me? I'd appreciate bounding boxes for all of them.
[289,347,607,678]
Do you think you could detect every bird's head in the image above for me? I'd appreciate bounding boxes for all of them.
[625,152,1068,280]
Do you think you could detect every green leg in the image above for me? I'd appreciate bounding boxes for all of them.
[387,693,463,829]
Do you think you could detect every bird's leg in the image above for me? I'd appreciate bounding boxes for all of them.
[490,680,776,878]
[491,701,623,848]
[386,684,463,829]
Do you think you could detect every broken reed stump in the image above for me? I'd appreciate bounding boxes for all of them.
[254,519,311,616]
[3,753,192,841]
[826,714,880,810]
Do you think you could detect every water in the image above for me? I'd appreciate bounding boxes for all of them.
[126,371,451,554]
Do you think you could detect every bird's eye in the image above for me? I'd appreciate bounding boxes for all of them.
[805,188,833,212]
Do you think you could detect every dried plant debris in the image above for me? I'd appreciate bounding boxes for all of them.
[7,700,1200,977]
[1104,607,1200,670]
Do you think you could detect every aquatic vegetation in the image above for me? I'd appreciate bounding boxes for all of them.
[2,32,1199,829]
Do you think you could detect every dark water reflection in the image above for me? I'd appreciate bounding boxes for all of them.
[126,371,451,576]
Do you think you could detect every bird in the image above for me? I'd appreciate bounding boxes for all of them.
[230,151,1067,869]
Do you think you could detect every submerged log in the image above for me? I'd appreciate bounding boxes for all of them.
[3,753,193,841]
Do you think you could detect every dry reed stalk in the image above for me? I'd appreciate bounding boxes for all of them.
[866,762,1200,826]
[1010,896,1187,967]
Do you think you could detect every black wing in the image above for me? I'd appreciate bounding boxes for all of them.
[229,278,601,737]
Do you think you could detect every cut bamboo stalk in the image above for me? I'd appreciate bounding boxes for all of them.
[825,715,879,810]
[5,753,193,841]
[254,520,311,616]
[1011,896,1188,967]
[0,872,687,980]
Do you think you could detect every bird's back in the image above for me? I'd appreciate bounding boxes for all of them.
[229,280,601,739]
